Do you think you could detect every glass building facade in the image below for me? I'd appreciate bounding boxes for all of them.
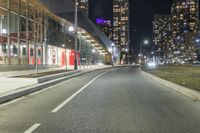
[0,0,106,69]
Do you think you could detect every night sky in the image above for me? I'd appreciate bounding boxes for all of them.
[89,0,174,53]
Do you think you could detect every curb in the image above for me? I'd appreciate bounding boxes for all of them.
[140,68,200,101]
[0,66,125,104]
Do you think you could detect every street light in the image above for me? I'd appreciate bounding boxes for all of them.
[62,44,67,70]
[140,39,149,65]
[144,40,149,45]
[68,26,74,32]
[111,43,115,66]
[196,39,200,43]
[74,0,78,70]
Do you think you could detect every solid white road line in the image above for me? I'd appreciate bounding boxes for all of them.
[51,70,111,113]
[24,123,41,133]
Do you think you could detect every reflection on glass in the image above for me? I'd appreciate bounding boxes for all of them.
[10,13,19,38]
[22,47,26,55]
[13,45,18,55]
[1,44,7,53]
[30,48,34,56]
[20,0,28,16]
[0,0,8,8]
[0,9,8,35]
[20,16,27,39]
[10,0,19,13]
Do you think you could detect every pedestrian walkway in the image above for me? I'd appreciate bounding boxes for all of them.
[0,65,111,96]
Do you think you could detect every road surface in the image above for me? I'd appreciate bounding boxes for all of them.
[1,66,200,133]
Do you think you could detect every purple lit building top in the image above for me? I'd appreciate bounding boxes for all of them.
[96,18,111,25]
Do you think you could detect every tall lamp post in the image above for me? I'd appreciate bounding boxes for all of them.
[111,43,115,66]
[62,44,67,70]
[74,0,78,70]
[140,40,149,65]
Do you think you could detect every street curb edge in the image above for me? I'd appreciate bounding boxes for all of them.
[139,68,200,101]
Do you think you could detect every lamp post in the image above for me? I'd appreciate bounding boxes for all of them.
[111,43,115,66]
[74,0,78,70]
[140,40,149,65]
[62,44,67,70]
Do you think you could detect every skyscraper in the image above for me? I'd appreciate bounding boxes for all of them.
[171,0,199,63]
[96,18,113,40]
[153,15,172,63]
[113,0,129,64]
[77,0,89,16]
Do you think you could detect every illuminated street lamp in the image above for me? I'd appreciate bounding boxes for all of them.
[68,26,74,32]
[196,39,200,43]
[140,39,149,65]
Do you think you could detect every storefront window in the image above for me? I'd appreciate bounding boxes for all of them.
[28,4,35,20]
[28,20,34,41]
[35,7,42,23]
[10,0,19,13]
[10,38,19,64]
[0,0,8,9]
[0,8,8,36]
[1,43,7,53]
[29,41,34,64]
[20,16,27,39]
[0,40,8,65]
[20,0,28,17]
[10,13,19,38]
[36,23,42,42]
[20,40,28,64]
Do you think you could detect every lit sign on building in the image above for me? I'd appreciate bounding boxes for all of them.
[96,18,111,25]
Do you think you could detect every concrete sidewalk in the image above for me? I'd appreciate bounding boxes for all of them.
[0,65,112,98]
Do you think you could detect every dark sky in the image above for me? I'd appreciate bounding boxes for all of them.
[89,0,174,53]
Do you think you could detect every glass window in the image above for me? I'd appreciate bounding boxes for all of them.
[19,16,27,39]
[36,23,42,42]
[20,40,27,56]
[38,49,41,56]
[0,8,8,36]
[20,40,28,64]
[30,48,34,56]
[10,38,18,55]
[20,0,28,17]
[28,20,34,41]
[1,43,7,53]
[10,0,19,13]
[28,4,35,20]
[0,0,8,8]
[10,13,19,38]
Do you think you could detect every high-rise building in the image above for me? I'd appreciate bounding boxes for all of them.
[113,0,129,63]
[153,15,172,63]
[171,0,199,63]
[77,0,89,16]
[96,18,113,40]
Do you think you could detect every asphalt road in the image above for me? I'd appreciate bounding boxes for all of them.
[1,66,200,133]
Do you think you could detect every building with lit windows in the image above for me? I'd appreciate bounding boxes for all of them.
[194,21,200,62]
[113,0,129,64]
[153,15,173,63]
[96,18,113,40]
[171,0,199,63]
[77,0,89,16]
[0,0,118,71]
